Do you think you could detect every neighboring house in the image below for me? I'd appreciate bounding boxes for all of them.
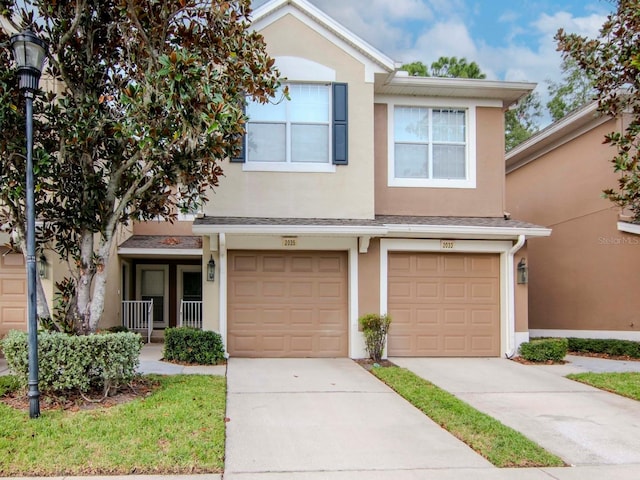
[506,101,640,341]
[1,0,552,357]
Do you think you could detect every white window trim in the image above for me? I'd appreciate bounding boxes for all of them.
[243,82,335,173]
[385,98,477,189]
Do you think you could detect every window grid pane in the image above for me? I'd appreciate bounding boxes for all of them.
[247,123,286,162]
[394,106,466,181]
[246,83,330,164]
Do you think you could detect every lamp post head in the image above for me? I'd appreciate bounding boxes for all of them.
[10,29,47,92]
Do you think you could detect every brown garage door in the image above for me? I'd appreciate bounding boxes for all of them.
[388,252,500,357]
[0,250,27,337]
[227,251,348,357]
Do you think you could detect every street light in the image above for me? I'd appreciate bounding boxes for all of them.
[10,29,47,419]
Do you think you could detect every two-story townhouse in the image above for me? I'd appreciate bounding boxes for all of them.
[506,102,640,341]
[2,0,551,357]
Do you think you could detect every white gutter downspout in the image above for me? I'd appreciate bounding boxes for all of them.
[506,235,526,358]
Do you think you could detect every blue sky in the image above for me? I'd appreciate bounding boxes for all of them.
[253,0,615,126]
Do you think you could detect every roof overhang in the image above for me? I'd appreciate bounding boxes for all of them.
[506,101,610,173]
[117,235,203,259]
[375,72,536,108]
[193,216,551,241]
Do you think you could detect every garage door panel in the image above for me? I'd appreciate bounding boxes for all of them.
[228,251,348,357]
[0,251,27,336]
[388,252,500,357]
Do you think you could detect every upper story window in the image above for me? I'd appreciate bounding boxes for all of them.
[247,84,330,165]
[387,101,476,189]
[234,82,348,172]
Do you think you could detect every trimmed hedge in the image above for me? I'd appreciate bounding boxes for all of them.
[164,327,225,365]
[519,338,568,362]
[567,337,640,358]
[1,330,142,394]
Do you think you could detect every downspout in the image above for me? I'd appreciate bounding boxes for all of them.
[506,234,526,358]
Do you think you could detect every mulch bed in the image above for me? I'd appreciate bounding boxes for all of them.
[355,358,397,371]
[0,377,159,412]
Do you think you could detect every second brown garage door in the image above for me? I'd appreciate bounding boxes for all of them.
[227,251,348,357]
[387,252,500,357]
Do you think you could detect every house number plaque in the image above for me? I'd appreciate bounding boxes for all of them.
[440,240,455,250]
[282,237,298,247]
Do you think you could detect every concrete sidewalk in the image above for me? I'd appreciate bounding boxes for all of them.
[393,357,640,468]
[224,358,492,479]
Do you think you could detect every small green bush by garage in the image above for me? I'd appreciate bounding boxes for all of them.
[519,338,567,363]
[164,327,225,365]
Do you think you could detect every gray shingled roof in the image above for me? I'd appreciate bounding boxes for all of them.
[118,235,202,250]
[193,215,545,230]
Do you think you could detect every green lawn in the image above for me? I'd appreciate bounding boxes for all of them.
[372,366,565,468]
[0,375,226,476]
[567,372,640,401]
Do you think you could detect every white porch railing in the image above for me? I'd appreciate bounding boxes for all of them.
[179,300,202,329]
[122,300,153,343]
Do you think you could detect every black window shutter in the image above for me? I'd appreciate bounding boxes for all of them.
[332,82,348,165]
[231,104,246,163]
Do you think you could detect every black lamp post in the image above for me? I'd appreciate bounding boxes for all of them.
[10,29,47,419]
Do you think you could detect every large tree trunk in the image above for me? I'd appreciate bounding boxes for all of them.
[73,232,96,334]
[72,231,114,334]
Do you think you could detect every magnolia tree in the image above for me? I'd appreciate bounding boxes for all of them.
[0,0,281,333]
[556,0,640,222]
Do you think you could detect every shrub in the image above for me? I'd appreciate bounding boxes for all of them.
[164,327,225,365]
[567,337,640,358]
[1,330,142,396]
[359,313,392,362]
[106,325,130,333]
[519,338,568,362]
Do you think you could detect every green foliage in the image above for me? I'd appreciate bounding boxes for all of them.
[546,57,596,121]
[400,61,429,77]
[567,337,640,358]
[1,330,141,395]
[505,92,543,151]
[556,0,640,222]
[106,325,130,333]
[164,327,225,365]
[373,367,564,467]
[401,56,485,79]
[0,1,282,333]
[0,375,226,476]
[359,313,391,362]
[519,338,568,362]
[0,375,20,397]
[567,372,640,401]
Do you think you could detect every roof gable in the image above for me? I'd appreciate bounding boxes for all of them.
[251,0,397,82]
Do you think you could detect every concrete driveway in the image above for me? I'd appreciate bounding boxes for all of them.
[224,358,492,479]
[393,357,640,467]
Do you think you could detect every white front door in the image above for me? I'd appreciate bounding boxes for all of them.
[136,265,169,328]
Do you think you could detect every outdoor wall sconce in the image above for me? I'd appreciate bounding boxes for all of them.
[207,255,216,282]
[38,254,47,279]
[517,258,528,284]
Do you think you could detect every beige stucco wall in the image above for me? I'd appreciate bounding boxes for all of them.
[514,245,528,333]
[201,235,220,333]
[507,117,640,333]
[203,13,375,220]
[133,220,195,236]
[358,237,381,317]
[374,104,506,217]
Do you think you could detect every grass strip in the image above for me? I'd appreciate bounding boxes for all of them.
[372,366,565,468]
[0,374,225,476]
[567,372,640,401]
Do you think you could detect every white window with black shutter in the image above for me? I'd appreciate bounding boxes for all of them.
[234,82,348,172]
